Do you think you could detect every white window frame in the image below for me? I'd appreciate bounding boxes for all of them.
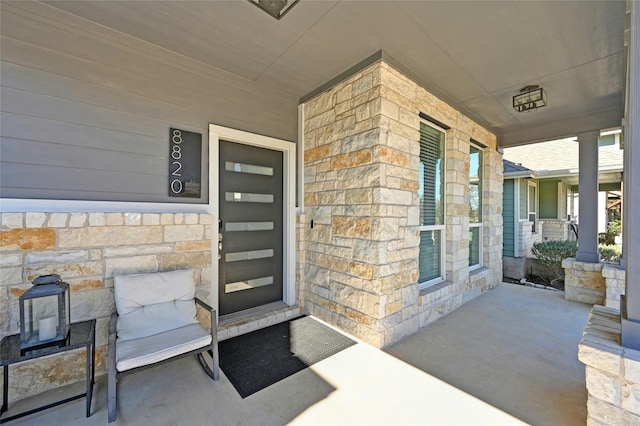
[469,143,483,271]
[418,119,447,289]
[528,180,538,233]
[557,181,564,219]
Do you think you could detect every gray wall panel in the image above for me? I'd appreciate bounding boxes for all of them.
[0,2,298,203]
[1,113,162,156]
[1,138,163,173]
[2,86,167,137]
[1,163,162,195]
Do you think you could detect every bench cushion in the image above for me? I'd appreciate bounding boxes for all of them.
[116,323,212,372]
[115,269,198,342]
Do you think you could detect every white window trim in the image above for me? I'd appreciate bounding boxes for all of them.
[418,118,447,290]
[418,225,446,288]
[469,223,483,271]
[528,180,538,233]
[557,181,564,219]
[514,178,520,256]
[469,142,484,270]
[297,104,305,214]
[0,199,210,213]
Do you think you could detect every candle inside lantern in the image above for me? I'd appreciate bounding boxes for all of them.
[39,316,56,341]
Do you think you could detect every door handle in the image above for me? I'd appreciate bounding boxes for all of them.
[218,233,223,260]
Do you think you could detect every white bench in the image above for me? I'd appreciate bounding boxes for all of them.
[107,269,218,423]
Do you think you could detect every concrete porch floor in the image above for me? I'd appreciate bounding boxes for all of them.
[5,283,591,426]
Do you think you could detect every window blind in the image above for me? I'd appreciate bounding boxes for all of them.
[419,123,445,226]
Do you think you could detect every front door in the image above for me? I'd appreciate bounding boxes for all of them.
[218,140,284,315]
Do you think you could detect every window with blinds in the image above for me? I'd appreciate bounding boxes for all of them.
[418,120,446,285]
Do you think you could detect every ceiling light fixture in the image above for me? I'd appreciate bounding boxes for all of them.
[512,85,547,113]
[248,0,300,20]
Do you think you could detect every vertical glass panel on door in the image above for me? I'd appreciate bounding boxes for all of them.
[225,161,274,176]
[225,192,274,203]
[225,276,274,293]
[225,249,274,263]
[225,222,274,232]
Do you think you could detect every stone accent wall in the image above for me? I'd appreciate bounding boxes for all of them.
[517,220,542,257]
[301,60,502,347]
[603,264,626,309]
[579,305,640,424]
[0,211,212,402]
[563,257,606,304]
[541,219,569,242]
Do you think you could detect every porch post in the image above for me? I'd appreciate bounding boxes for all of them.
[575,131,600,263]
[621,0,640,349]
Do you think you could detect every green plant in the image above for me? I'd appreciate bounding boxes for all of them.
[608,220,621,235]
[599,244,621,263]
[530,240,578,287]
[599,232,616,245]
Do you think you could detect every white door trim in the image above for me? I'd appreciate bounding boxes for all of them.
[208,124,296,314]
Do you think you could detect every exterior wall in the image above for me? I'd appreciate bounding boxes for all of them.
[603,264,626,309]
[517,220,542,257]
[503,179,515,257]
[541,219,570,241]
[503,256,526,280]
[0,211,212,402]
[563,258,606,304]
[0,2,297,203]
[560,182,568,219]
[579,305,640,424]
[539,179,559,219]
[301,61,502,348]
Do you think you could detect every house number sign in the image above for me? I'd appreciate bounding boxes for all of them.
[168,128,202,198]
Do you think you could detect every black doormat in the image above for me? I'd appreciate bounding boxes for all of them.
[219,316,356,398]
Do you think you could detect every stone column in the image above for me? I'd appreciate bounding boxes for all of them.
[621,0,640,349]
[575,131,600,263]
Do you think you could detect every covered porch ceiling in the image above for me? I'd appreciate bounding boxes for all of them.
[44,0,628,147]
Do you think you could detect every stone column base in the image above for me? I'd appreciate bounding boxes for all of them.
[578,305,640,424]
[562,258,605,304]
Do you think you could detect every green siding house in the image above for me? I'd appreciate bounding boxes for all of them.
[502,136,623,279]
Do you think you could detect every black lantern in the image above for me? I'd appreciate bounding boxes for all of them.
[512,85,547,113]
[248,0,300,20]
[19,274,70,351]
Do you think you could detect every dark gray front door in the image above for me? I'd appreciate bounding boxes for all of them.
[219,140,284,315]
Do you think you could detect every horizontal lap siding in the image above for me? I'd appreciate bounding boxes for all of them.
[539,179,559,219]
[0,2,297,203]
[503,180,515,257]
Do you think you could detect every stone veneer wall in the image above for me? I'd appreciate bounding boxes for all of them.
[563,258,606,305]
[301,61,502,348]
[579,305,640,424]
[0,211,212,402]
[541,219,569,242]
[517,220,543,257]
[603,264,626,309]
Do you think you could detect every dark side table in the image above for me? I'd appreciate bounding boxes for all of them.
[0,319,96,423]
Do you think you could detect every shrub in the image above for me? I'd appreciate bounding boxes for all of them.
[599,232,616,245]
[599,244,621,263]
[608,220,621,235]
[530,240,578,287]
